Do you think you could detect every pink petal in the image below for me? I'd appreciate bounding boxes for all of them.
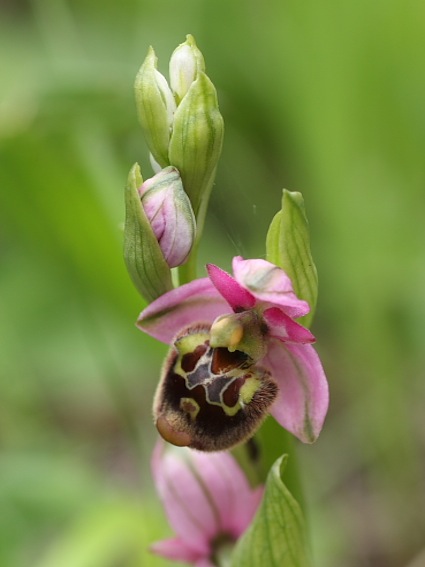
[263,307,316,344]
[156,191,194,267]
[207,263,255,311]
[232,256,310,318]
[263,339,329,443]
[151,537,206,563]
[137,278,230,343]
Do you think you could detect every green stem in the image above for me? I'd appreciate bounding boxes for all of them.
[239,418,306,511]
[177,242,199,285]
[177,167,216,286]
[272,429,305,512]
[212,538,234,567]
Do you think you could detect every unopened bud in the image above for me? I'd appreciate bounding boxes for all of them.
[169,34,205,103]
[169,72,224,215]
[139,167,196,268]
[123,163,173,302]
[134,47,176,168]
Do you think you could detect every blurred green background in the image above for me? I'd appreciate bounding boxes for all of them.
[1,0,424,566]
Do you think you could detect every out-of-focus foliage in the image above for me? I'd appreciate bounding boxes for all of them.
[1,0,424,566]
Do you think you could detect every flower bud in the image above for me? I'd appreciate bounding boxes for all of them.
[134,47,176,168]
[151,440,264,566]
[138,166,196,268]
[168,71,224,216]
[169,34,205,103]
[123,163,173,302]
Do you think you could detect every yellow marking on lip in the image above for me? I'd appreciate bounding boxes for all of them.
[239,375,260,404]
[180,397,200,420]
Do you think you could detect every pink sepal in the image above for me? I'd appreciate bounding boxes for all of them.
[264,340,329,443]
[137,278,229,343]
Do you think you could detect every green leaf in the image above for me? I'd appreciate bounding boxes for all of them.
[123,163,173,302]
[266,190,318,328]
[231,455,311,567]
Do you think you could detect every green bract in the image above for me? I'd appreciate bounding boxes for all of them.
[169,71,224,216]
[123,163,173,303]
[231,455,311,567]
[266,190,318,328]
[134,48,175,168]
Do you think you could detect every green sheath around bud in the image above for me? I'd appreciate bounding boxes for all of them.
[168,71,224,216]
[134,47,176,168]
[266,190,318,328]
[123,163,173,302]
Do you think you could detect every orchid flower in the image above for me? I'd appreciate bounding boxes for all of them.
[151,441,263,567]
[138,256,329,448]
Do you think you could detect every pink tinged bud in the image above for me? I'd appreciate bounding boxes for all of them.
[151,441,264,565]
[138,167,196,268]
[123,163,173,302]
